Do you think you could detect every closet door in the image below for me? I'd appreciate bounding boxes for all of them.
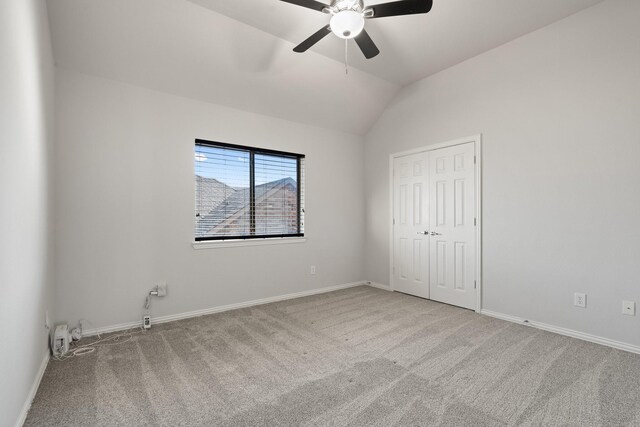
[392,153,429,299]
[428,142,476,310]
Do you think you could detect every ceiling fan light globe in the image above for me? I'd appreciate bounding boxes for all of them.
[330,10,364,39]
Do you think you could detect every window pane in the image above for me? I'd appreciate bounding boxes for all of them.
[254,154,299,236]
[194,141,304,241]
[195,145,251,239]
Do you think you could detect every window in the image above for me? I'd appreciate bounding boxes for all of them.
[194,139,304,241]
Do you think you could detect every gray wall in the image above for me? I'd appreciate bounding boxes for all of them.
[54,69,365,330]
[0,0,55,425]
[364,0,640,347]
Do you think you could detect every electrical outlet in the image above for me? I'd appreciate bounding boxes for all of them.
[45,311,51,330]
[310,265,316,275]
[574,293,586,308]
[622,301,636,316]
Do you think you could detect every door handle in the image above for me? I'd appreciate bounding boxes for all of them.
[430,231,442,236]
[416,231,429,235]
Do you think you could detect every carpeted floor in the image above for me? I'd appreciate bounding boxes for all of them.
[25,286,640,426]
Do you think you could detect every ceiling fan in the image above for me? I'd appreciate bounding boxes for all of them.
[280,0,433,59]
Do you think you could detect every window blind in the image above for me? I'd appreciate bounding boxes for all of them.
[194,140,304,241]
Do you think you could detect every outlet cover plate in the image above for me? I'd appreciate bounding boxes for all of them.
[156,282,167,297]
[574,292,586,308]
[45,311,51,330]
[622,301,636,316]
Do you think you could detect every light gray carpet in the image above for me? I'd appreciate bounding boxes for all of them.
[25,286,640,426]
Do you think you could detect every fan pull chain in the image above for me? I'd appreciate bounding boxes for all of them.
[344,39,349,75]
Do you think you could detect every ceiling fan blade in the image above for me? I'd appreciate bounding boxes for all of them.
[354,29,380,59]
[366,0,433,19]
[293,25,332,53]
[280,0,328,13]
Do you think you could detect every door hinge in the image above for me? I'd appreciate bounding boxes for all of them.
[474,280,477,289]
[474,156,477,164]
[393,218,395,225]
[474,218,477,226]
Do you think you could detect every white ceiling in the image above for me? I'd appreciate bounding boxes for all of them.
[191,0,604,85]
[46,0,603,135]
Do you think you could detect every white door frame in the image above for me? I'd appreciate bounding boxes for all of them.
[389,134,483,313]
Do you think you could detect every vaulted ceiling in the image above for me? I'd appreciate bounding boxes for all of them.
[46,0,603,135]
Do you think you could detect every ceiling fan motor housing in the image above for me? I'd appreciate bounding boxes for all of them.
[331,0,364,12]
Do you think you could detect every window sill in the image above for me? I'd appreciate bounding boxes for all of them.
[192,237,306,250]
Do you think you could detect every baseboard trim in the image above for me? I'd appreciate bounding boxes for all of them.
[83,281,367,337]
[481,309,640,355]
[365,281,392,291]
[15,352,49,427]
